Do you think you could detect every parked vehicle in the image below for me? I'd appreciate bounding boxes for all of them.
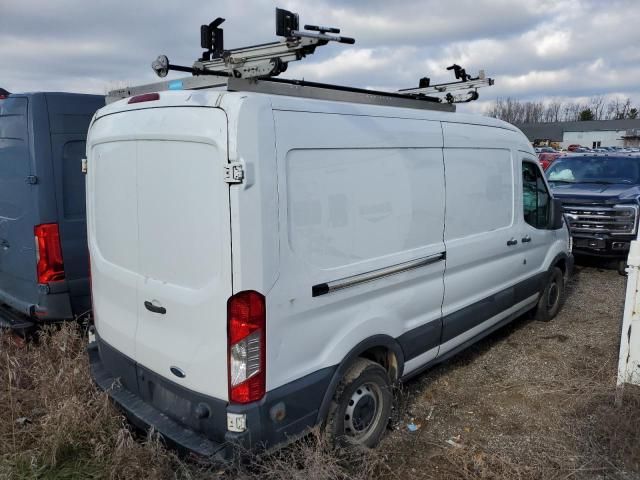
[536,146,556,153]
[538,151,564,170]
[0,92,104,329]
[86,84,572,458]
[546,154,640,270]
[567,144,582,152]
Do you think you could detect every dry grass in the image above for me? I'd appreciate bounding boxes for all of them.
[1,264,639,479]
[0,324,388,479]
[0,324,183,479]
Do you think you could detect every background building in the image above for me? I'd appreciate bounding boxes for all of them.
[517,119,640,148]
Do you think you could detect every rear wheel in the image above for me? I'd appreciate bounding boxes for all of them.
[533,266,565,322]
[325,358,392,448]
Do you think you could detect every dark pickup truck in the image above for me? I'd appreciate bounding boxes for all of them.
[546,154,640,270]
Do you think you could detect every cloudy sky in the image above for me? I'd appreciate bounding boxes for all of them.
[2,0,639,113]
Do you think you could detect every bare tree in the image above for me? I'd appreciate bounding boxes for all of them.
[486,97,638,123]
[590,96,606,120]
[545,101,562,122]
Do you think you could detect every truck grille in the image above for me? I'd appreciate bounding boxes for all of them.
[563,205,638,236]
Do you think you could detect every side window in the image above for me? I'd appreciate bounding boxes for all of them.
[522,161,551,229]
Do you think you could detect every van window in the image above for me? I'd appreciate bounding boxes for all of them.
[444,148,513,239]
[286,148,445,269]
[522,161,551,229]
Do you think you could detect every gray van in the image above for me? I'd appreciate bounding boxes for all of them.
[0,91,104,330]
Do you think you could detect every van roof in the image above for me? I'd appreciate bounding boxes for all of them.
[96,88,518,133]
[8,92,104,99]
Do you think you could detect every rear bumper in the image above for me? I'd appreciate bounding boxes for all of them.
[88,334,335,459]
[0,279,74,323]
[0,302,35,330]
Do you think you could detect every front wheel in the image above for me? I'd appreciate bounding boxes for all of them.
[325,358,392,448]
[533,266,565,322]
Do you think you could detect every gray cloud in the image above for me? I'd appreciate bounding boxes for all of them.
[1,0,639,113]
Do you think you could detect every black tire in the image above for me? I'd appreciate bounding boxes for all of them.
[533,266,565,322]
[325,358,392,449]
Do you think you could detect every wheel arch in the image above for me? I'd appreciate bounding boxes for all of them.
[315,334,404,426]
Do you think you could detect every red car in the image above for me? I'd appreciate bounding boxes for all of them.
[567,144,582,152]
[538,152,563,170]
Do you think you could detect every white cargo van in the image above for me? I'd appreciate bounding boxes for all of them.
[86,81,572,458]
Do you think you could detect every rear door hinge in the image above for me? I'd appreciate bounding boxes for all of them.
[223,162,244,184]
[25,175,38,185]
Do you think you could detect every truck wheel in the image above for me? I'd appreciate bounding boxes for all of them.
[533,266,565,322]
[325,358,392,449]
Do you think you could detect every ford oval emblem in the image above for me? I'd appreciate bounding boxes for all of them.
[170,366,186,378]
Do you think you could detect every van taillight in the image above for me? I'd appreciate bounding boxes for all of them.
[227,291,266,404]
[128,92,160,104]
[34,223,65,283]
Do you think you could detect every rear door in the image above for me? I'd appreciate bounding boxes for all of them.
[47,94,104,314]
[88,102,232,399]
[0,96,37,312]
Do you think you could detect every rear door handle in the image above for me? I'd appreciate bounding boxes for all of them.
[522,236,532,243]
[507,238,518,246]
[144,301,166,315]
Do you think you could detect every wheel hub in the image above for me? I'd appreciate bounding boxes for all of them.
[344,383,380,437]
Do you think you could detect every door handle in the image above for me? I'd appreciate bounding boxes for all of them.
[506,238,518,246]
[144,301,166,315]
[522,236,532,243]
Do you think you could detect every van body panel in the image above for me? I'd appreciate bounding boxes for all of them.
[87,103,231,400]
[267,110,446,389]
[222,95,281,297]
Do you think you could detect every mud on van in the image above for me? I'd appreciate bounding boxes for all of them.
[0,92,104,330]
[86,84,573,458]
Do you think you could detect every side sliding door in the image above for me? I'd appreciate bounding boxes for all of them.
[439,123,531,356]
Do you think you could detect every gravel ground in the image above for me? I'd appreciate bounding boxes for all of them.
[377,260,639,479]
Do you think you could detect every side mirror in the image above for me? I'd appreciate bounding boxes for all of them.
[550,198,564,230]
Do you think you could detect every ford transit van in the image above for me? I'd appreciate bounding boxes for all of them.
[87,86,572,458]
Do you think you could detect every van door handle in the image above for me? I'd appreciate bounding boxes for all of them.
[522,236,532,243]
[144,301,166,315]
[506,238,518,246]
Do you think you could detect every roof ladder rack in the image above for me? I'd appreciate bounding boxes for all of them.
[398,65,495,104]
[107,8,494,110]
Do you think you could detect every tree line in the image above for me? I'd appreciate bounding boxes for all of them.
[485,96,639,124]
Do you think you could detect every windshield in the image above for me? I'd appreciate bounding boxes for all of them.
[546,156,640,185]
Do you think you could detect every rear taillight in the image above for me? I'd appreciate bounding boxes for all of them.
[34,223,65,283]
[227,291,266,404]
[128,92,160,104]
